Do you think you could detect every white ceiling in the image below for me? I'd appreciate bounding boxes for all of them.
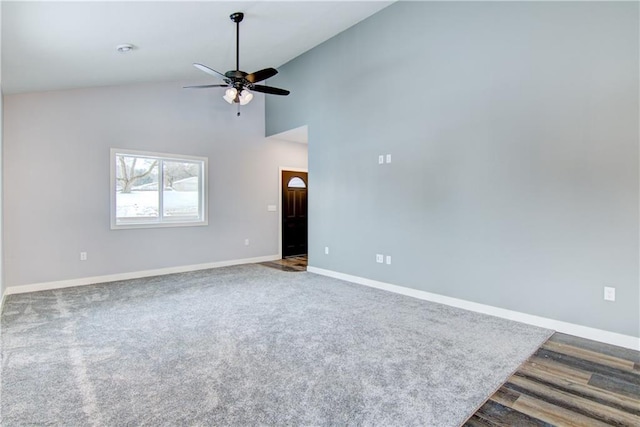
[1,1,393,94]
[267,124,308,144]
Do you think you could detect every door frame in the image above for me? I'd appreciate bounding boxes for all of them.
[278,166,308,259]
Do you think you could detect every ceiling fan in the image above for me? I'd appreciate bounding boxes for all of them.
[185,12,290,114]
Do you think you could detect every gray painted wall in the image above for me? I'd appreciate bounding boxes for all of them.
[0,89,4,299]
[0,89,3,299]
[4,80,307,287]
[1,1,4,299]
[266,1,639,337]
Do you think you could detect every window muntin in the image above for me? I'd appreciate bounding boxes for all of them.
[111,149,207,229]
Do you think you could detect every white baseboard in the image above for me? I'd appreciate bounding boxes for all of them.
[307,266,640,351]
[5,259,638,351]
[5,255,280,296]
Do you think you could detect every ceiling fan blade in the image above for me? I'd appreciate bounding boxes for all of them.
[245,68,278,84]
[250,85,290,96]
[182,85,229,89]
[193,63,226,79]
[183,84,229,89]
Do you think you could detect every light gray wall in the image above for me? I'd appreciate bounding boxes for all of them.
[0,89,3,300]
[0,88,4,299]
[4,80,307,287]
[0,0,4,299]
[266,1,639,337]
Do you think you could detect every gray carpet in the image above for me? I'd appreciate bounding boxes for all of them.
[1,264,552,426]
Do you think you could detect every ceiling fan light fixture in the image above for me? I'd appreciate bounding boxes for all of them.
[223,88,237,104]
[239,89,253,106]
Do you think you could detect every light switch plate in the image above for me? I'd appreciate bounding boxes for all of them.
[386,154,391,164]
[376,254,384,263]
[378,155,384,165]
[267,205,277,212]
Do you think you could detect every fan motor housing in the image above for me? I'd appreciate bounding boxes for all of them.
[225,70,247,79]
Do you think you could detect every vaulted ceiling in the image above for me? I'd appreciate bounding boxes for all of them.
[1,1,392,94]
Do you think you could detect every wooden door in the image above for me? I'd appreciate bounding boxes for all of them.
[282,171,308,257]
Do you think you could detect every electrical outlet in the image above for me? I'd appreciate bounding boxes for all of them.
[386,154,392,164]
[325,246,329,255]
[604,286,616,301]
[80,252,87,261]
[376,254,384,263]
[386,255,391,265]
[244,239,250,246]
[378,155,384,165]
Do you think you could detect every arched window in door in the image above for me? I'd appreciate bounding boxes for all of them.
[287,177,306,188]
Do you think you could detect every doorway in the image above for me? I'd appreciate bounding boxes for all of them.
[281,170,308,258]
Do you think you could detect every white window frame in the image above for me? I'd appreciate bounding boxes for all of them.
[110,148,208,229]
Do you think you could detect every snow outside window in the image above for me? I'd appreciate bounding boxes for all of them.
[110,149,208,229]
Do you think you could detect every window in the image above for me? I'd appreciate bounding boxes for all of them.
[111,149,207,229]
[287,177,306,188]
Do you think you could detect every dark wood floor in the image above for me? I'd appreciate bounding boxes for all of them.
[465,332,640,426]
[259,255,307,272]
